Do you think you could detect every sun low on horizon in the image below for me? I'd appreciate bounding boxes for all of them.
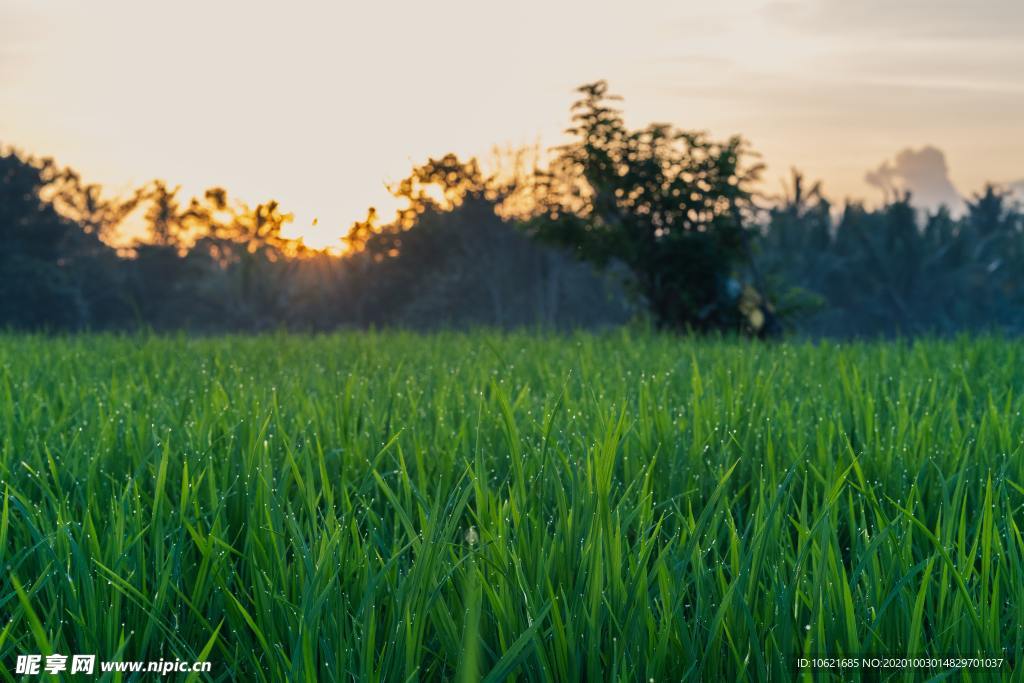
[2,0,1022,249]
[5,2,1024,679]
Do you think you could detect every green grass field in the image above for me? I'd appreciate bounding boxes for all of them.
[0,332,1021,681]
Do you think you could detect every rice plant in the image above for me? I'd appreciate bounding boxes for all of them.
[0,331,1020,680]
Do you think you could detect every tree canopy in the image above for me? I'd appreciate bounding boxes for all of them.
[528,82,775,335]
[0,82,1021,337]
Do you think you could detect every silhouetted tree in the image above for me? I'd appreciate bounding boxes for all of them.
[528,82,773,335]
[3,110,1021,337]
[185,189,305,329]
[342,154,631,329]
[758,175,1024,337]
[0,150,116,328]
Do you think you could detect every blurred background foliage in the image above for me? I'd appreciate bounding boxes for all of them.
[1,82,1021,337]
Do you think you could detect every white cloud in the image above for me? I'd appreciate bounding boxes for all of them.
[865,147,962,212]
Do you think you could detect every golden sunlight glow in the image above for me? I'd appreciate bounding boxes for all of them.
[2,0,1022,248]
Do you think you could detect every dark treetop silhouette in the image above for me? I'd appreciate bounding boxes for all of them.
[1,82,1021,336]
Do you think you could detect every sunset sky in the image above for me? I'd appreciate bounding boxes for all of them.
[2,0,1022,248]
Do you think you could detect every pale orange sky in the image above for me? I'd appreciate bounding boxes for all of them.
[2,0,1022,248]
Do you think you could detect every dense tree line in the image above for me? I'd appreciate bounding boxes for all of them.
[0,147,631,333]
[759,172,1023,336]
[1,82,1021,337]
